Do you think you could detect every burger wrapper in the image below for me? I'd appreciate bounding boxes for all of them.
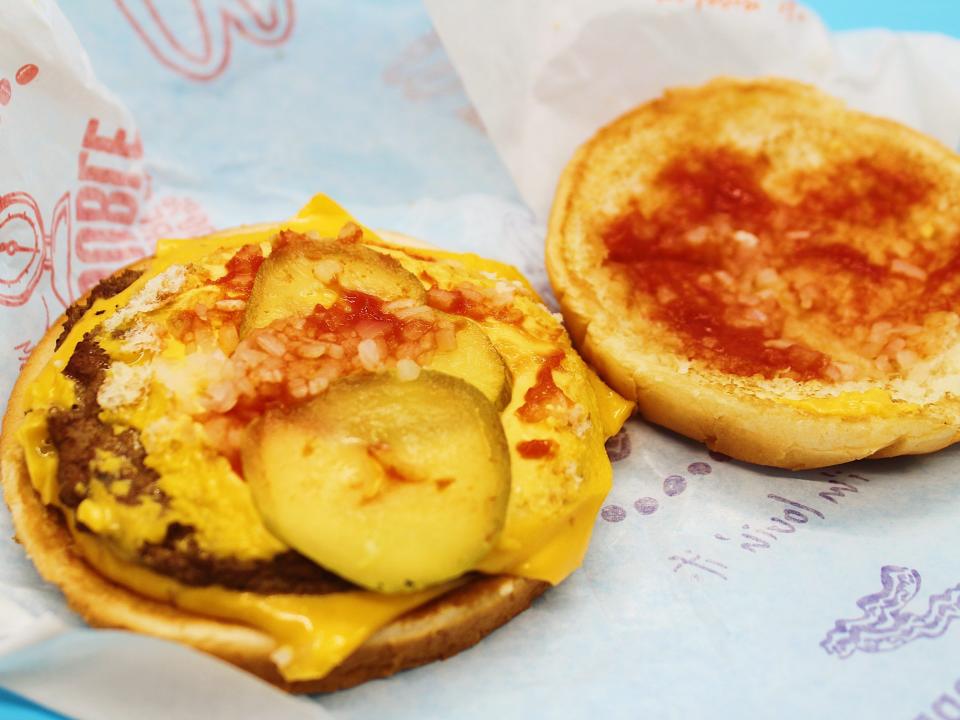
[0,598,328,720]
[426,0,960,220]
[1,1,960,719]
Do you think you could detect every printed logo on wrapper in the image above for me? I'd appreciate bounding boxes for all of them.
[0,192,70,310]
[599,440,885,584]
[2,117,150,322]
[383,31,484,131]
[115,0,295,82]
[914,677,960,720]
[1,116,211,380]
[822,566,960,658]
[600,427,713,523]
[75,118,215,287]
[138,196,214,244]
[0,62,40,121]
[74,118,151,296]
[2,119,145,310]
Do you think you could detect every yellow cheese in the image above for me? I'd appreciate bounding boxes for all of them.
[17,367,75,504]
[782,388,919,418]
[19,193,633,681]
[18,410,60,505]
[88,382,287,561]
[586,368,635,436]
[90,449,127,476]
[72,529,452,681]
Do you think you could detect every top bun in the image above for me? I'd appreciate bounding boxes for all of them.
[547,77,960,469]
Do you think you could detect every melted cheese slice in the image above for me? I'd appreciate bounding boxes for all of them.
[72,528,453,681]
[19,194,634,681]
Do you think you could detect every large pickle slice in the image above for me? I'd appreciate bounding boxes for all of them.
[242,371,511,593]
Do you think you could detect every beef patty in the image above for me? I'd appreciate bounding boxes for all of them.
[48,268,353,595]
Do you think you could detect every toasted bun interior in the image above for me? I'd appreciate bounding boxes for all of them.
[547,77,960,469]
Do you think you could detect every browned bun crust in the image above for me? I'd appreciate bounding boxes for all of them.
[547,77,960,470]
[1,246,547,693]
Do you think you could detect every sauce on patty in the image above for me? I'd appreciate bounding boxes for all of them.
[602,147,958,382]
[516,438,558,459]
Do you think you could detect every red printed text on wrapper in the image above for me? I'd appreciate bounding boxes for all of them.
[1,117,212,374]
[75,118,151,296]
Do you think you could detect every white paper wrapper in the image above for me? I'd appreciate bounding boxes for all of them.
[0,599,328,720]
[0,2,317,718]
[425,0,960,220]
[0,0,215,417]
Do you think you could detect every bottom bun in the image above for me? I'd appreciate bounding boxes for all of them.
[1,293,547,694]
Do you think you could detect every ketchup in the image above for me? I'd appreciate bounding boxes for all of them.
[216,244,264,297]
[516,352,570,423]
[305,290,411,343]
[516,439,558,459]
[602,147,942,381]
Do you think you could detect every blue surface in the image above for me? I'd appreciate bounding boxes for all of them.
[0,689,68,720]
[806,0,960,36]
[2,1,959,719]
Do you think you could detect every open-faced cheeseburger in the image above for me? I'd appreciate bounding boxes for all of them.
[548,77,960,469]
[1,195,632,691]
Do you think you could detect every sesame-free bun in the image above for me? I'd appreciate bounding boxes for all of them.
[0,235,547,693]
[547,77,960,469]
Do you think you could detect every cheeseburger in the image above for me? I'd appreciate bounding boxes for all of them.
[2,195,632,691]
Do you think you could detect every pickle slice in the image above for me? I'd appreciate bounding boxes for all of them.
[242,371,511,593]
[241,237,426,334]
[428,317,511,410]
